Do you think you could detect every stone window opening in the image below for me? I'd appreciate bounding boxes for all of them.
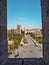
[0,0,49,65]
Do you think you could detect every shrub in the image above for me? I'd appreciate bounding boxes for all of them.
[23,38,28,44]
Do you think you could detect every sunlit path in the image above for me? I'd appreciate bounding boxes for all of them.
[9,35,43,58]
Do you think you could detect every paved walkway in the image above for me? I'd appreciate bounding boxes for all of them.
[9,35,43,58]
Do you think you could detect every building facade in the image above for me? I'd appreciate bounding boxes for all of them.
[16,24,22,34]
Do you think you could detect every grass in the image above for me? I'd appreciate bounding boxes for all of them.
[23,38,28,44]
[27,33,42,44]
[8,33,24,54]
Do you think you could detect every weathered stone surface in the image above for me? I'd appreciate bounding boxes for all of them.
[41,0,49,64]
[0,0,49,65]
[4,58,47,65]
[0,0,6,6]
[23,58,47,65]
[0,2,7,26]
[4,58,23,65]
[0,0,8,65]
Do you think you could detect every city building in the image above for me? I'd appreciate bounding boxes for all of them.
[8,29,15,34]
[16,24,22,34]
[32,29,42,37]
[24,29,42,37]
[24,29,33,34]
[7,24,22,34]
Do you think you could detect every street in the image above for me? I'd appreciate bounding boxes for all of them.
[9,35,43,58]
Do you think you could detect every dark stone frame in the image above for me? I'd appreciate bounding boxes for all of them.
[0,0,49,65]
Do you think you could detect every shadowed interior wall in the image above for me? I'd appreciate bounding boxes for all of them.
[0,0,8,65]
[41,0,49,63]
[0,0,49,65]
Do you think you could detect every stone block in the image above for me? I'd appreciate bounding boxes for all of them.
[4,58,23,65]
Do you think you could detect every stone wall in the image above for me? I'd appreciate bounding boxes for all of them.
[0,0,8,65]
[0,0,49,65]
[41,0,49,64]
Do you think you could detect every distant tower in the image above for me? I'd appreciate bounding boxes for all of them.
[16,24,22,34]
